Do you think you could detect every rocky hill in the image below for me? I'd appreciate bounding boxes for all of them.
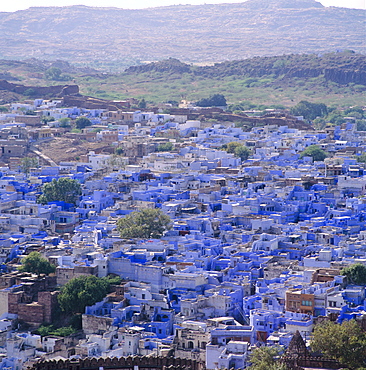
[126,53,366,85]
[0,51,364,106]
[0,0,364,68]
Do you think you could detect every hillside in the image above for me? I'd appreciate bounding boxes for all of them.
[0,52,364,107]
[0,0,364,69]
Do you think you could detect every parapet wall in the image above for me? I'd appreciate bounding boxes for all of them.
[29,356,205,370]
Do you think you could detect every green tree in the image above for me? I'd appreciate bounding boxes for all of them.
[0,106,8,112]
[38,177,82,205]
[196,94,227,107]
[138,98,147,109]
[157,142,174,152]
[341,263,366,285]
[58,117,71,128]
[36,325,75,337]
[20,157,38,175]
[75,117,92,130]
[117,208,171,239]
[290,100,328,120]
[235,145,251,161]
[58,275,110,314]
[356,120,366,131]
[19,252,56,275]
[222,141,242,154]
[247,346,286,370]
[344,106,364,117]
[357,153,366,163]
[221,142,251,160]
[115,147,124,156]
[41,116,55,124]
[299,145,327,161]
[311,320,366,369]
[45,67,62,81]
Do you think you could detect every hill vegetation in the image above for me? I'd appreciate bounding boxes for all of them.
[0,52,364,108]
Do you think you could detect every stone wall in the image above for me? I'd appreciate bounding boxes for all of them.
[82,314,114,335]
[29,356,205,370]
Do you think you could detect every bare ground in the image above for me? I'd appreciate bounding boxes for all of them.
[33,137,112,164]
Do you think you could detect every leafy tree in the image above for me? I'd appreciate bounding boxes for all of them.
[299,145,327,161]
[75,117,92,130]
[344,106,364,117]
[19,252,56,275]
[222,141,242,154]
[117,208,171,239]
[196,94,227,107]
[36,325,75,337]
[36,324,53,337]
[51,326,75,337]
[326,110,345,125]
[138,98,147,109]
[38,177,82,205]
[311,320,366,369]
[357,120,366,131]
[157,142,174,152]
[20,157,38,175]
[290,100,328,120]
[58,275,110,314]
[357,153,366,163]
[115,147,124,156]
[58,117,71,128]
[221,142,251,161]
[0,106,8,112]
[341,263,366,285]
[45,67,62,81]
[41,116,55,124]
[247,346,286,370]
[235,145,251,161]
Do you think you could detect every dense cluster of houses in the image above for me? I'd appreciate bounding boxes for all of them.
[0,98,365,369]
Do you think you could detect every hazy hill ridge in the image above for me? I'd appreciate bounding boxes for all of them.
[0,0,364,66]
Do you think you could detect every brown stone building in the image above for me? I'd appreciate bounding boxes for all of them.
[286,289,315,315]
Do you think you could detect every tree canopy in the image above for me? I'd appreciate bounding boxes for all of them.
[20,157,38,175]
[58,117,71,128]
[290,100,328,120]
[247,346,286,370]
[357,153,366,163]
[299,145,327,161]
[38,177,82,205]
[157,142,174,152]
[341,263,366,285]
[196,94,227,107]
[58,275,110,314]
[138,98,147,109]
[19,251,56,275]
[310,319,366,369]
[235,145,251,161]
[117,208,171,239]
[75,117,92,130]
[221,141,251,161]
[44,67,71,81]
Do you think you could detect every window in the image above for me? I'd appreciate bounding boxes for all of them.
[302,300,312,306]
